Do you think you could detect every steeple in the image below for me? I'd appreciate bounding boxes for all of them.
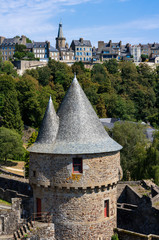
[29,96,59,152]
[57,21,63,38]
[56,22,66,50]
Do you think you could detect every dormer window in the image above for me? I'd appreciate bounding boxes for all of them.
[72,158,82,173]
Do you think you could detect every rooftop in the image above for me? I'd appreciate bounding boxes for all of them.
[29,75,122,154]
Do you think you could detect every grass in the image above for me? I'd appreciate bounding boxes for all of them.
[154,201,159,207]
[0,199,11,206]
[0,159,25,176]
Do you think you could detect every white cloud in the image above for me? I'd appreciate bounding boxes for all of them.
[0,0,93,41]
[0,0,159,46]
[65,15,159,46]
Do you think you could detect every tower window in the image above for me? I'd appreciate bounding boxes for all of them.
[33,170,36,177]
[73,158,82,173]
[104,200,109,217]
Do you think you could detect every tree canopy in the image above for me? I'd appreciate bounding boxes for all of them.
[0,127,24,163]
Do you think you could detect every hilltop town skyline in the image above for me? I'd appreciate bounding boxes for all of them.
[1,0,159,47]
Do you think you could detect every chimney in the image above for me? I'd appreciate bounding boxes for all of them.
[98,41,104,50]
[0,36,5,45]
[21,35,26,45]
[79,38,83,44]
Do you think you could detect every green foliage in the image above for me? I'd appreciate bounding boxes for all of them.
[112,121,147,180]
[143,131,159,184]
[71,61,85,75]
[0,75,23,133]
[0,61,17,76]
[23,151,30,178]
[37,66,52,86]
[141,54,148,62]
[14,44,35,60]
[15,44,26,52]
[96,96,107,118]
[111,233,119,240]
[26,37,32,43]
[16,74,41,127]
[0,127,24,163]
[103,59,118,74]
[27,131,38,147]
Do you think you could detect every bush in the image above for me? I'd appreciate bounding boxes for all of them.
[111,233,119,240]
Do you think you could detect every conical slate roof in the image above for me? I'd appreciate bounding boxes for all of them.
[29,76,122,154]
[29,96,59,152]
[52,75,122,154]
[57,22,64,38]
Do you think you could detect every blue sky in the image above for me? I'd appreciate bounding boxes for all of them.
[1,0,159,47]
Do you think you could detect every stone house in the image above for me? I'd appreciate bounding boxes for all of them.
[70,38,92,62]
[0,35,26,61]
[96,40,131,61]
[28,74,122,239]
[26,41,50,61]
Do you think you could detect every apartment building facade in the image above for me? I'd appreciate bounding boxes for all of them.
[0,35,26,61]
[70,38,92,62]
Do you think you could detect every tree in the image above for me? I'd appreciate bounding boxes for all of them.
[91,64,111,93]
[0,127,24,163]
[96,96,107,118]
[71,61,85,75]
[0,75,23,133]
[1,61,17,77]
[103,59,119,74]
[16,74,41,127]
[37,66,52,86]
[112,121,147,180]
[144,131,159,184]
[13,44,35,60]
[141,54,148,62]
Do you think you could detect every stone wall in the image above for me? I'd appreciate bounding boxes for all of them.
[115,228,159,240]
[29,151,121,239]
[13,60,47,75]
[0,175,33,218]
[117,184,159,235]
[29,152,120,189]
[0,198,22,235]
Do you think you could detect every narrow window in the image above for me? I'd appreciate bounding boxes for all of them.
[104,200,109,217]
[73,158,82,173]
[33,170,36,177]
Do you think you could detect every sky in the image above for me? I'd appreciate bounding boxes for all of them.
[0,0,159,47]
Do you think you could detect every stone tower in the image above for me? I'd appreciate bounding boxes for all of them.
[29,75,122,240]
[56,22,66,50]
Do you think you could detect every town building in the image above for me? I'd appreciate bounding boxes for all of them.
[140,43,152,59]
[28,75,122,239]
[130,45,141,62]
[55,22,74,61]
[70,38,92,61]
[95,40,131,61]
[49,46,59,61]
[150,42,159,58]
[0,35,26,61]
[26,41,50,61]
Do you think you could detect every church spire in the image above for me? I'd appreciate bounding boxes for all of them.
[56,22,66,49]
[57,21,63,38]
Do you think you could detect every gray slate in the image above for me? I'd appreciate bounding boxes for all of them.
[29,76,122,154]
[29,96,59,151]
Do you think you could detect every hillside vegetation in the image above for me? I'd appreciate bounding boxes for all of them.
[0,59,159,183]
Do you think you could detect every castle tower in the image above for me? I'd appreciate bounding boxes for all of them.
[56,22,66,50]
[29,75,122,240]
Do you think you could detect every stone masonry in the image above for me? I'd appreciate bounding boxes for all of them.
[29,75,122,239]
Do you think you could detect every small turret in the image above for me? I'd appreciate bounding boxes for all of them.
[29,96,59,152]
